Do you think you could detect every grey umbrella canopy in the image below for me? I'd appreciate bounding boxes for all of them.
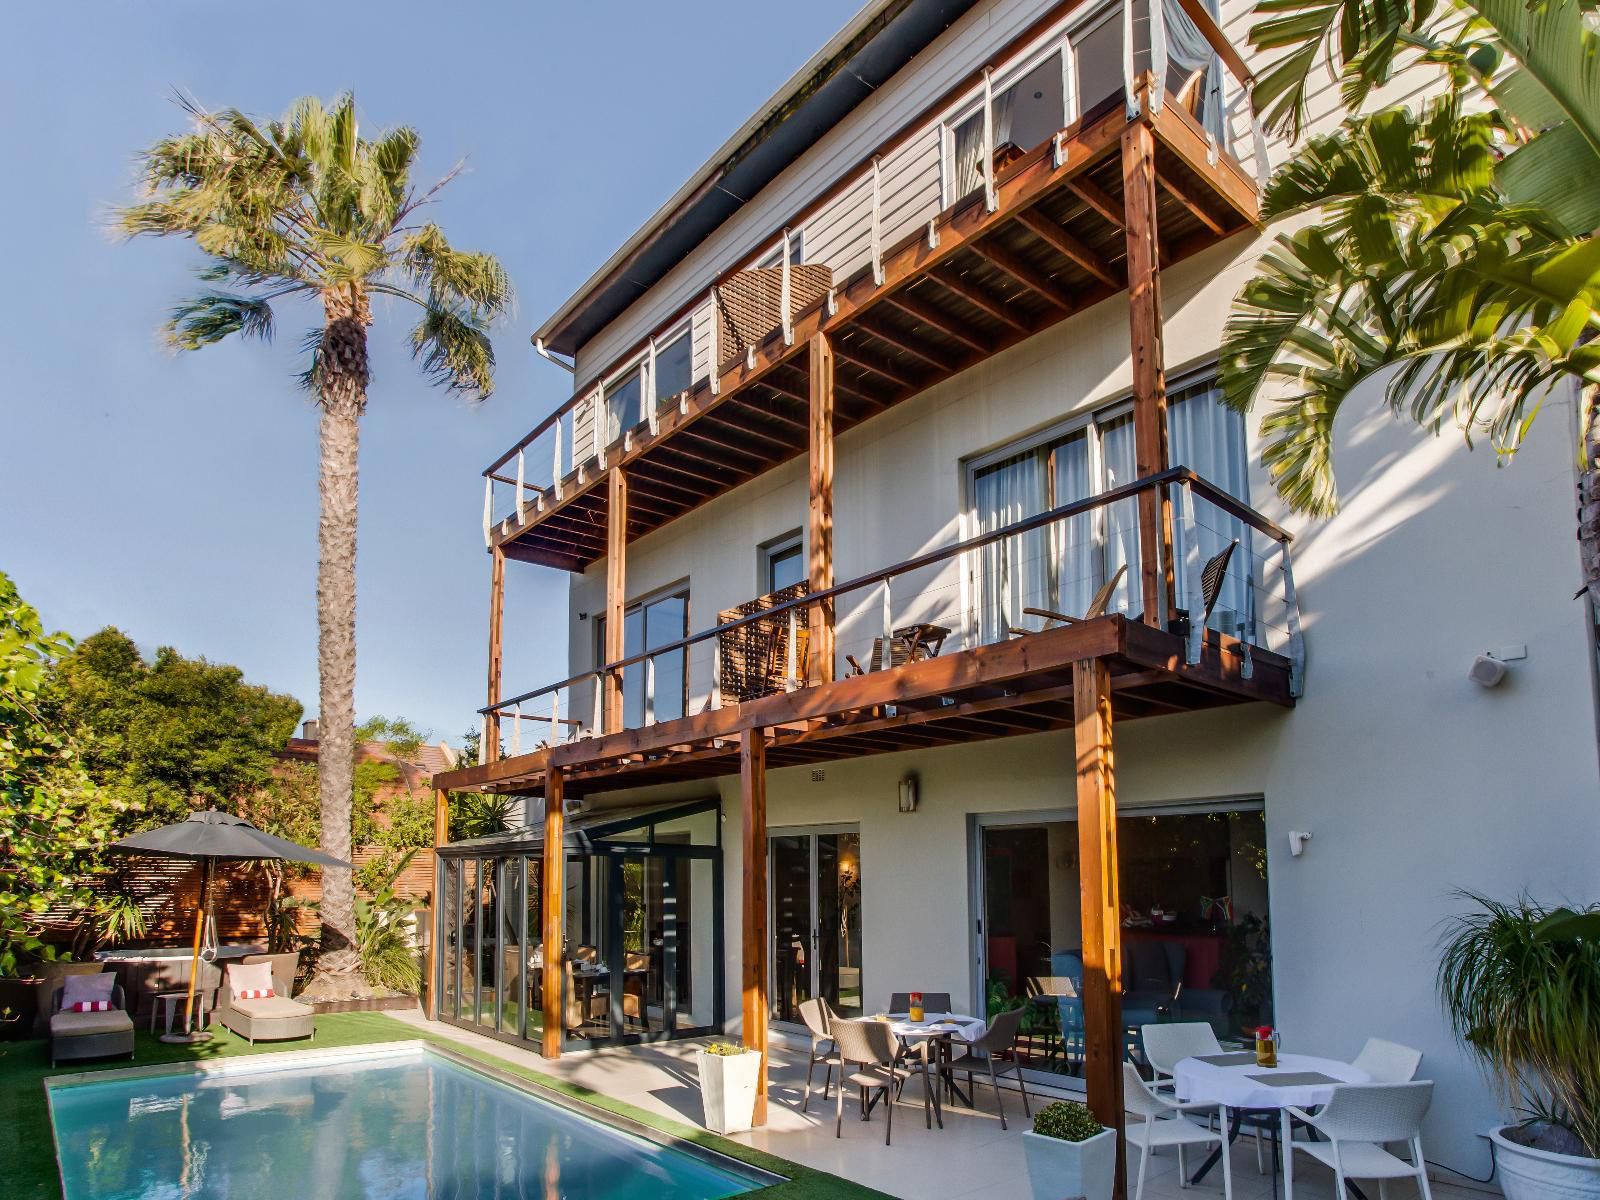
[112,809,350,867]
[111,810,350,1043]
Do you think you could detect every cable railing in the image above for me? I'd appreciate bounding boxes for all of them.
[479,2,1269,547]
[475,467,1303,760]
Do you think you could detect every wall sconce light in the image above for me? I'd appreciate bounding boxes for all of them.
[897,776,919,813]
[1288,830,1313,858]
[1469,643,1525,688]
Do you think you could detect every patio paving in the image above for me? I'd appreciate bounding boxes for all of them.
[390,1013,1493,1199]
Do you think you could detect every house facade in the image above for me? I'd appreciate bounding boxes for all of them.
[430,0,1600,1187]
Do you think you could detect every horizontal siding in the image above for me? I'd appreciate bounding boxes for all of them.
[572,0,1059,382]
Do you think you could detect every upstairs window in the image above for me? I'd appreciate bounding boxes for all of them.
[653,329,693,406]
[596,587,689,730]
[947,47,1068,205]
[762,533,805,595]
[604,363,643,445]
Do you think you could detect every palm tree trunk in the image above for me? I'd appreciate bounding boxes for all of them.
[313,283,370,979]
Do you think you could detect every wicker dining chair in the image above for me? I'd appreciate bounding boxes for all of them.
[887,992,952,1014]
[798,997,841,1112]
[947,1005,1031,1130]
[830,1018,925,1144]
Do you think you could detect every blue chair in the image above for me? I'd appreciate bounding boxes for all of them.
[1050,952,1085,1070]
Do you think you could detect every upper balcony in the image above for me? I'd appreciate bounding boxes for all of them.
[481,0,1266,572]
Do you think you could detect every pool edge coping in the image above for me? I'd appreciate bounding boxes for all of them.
[41,1038,788,1195]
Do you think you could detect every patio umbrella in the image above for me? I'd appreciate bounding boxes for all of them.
[112,810,350,1043]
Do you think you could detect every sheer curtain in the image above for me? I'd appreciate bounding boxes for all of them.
[1100,416,1143,617]
[1051,434,1098,620]
[951,82,1018,201]
[1167,382,1252,635]
[1164,0,1227,142]
[973,451,1049,645]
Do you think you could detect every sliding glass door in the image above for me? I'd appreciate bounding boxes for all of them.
[770,827,863,1025]
[973,804,1272,1087]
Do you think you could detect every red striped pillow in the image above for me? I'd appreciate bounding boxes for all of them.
[70,1000,112,1012]
[236,988,275,1000]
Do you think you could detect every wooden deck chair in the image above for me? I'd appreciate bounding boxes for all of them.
[1009,565,1128,636]
[1196,539,1239,625]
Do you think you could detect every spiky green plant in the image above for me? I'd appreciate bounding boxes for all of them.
[116,94,511,981]
[1438,894,1600,1155]
[353,850,422,994]
[1222,0,1600,595]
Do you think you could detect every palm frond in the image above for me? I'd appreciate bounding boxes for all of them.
[410,303,497,398]
[165,291,276,351]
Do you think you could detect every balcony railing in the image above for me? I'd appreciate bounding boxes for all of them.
[477,467,1303,760]
[480,0,1268,551]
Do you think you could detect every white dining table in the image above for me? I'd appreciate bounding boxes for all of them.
[1172,1052,1371,1200]
[877,1013,987,1119]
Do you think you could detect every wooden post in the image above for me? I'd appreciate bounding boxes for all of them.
[1074,657,1126,1199]
[425,787,450,1019]
[1122,111,1175,627]
[541,768,565,1058]
[740,727,769,1126]
[808,332,835,685]
[486,547,506,760]
[604,468,628,732]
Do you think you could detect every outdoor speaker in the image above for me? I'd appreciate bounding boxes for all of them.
[1468,655,1508,688]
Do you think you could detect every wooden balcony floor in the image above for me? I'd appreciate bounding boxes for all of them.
[497,90,1259,573]
[435,616,1291,798]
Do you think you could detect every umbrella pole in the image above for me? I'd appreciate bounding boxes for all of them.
[164,856,213,1044]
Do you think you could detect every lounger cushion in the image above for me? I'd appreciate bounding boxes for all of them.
[231,995,313,1020]
[52,1008,135,1038]
[61,972,117,1008]
[226,961,274,999]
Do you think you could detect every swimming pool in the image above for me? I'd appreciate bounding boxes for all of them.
[47,1042,770,1200]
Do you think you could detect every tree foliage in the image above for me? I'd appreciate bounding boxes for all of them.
[1222,0,1600,516]
[43,627,302,828]
[0,574,133,974]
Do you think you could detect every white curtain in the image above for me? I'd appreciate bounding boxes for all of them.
[1163,0,1227,142]
[1100,416,1144,618]
[951,81,1018,201]
[1168,382,1252,635]
[973,451,1049,645]
[1050,434,1098,620]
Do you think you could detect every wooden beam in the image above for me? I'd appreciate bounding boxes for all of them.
[1156,171,1227,235]
[927,266,1029,331]
[833,339,920,389]
[968,240,1076,311]
[852,311,959,372]
[485,548,506,762]
[883,292,992,353]
[1172,0,1255,85]
[1147,100,1260,225]
[808,332,836,685]
[604,468,627,731]
[1068,178,1125,228]
[1016,209,1120,288]
[1122,119,1175,627]
[541,768,565,1057]
[740,728,769,1126]
[1073,657,1126,1199]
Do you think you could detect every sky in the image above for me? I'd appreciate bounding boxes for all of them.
[0,0,863,747]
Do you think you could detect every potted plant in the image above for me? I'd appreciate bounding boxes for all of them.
[695,1041,762,1135]
[1022,1100,1116,1200]
[1439,895,1600,1200]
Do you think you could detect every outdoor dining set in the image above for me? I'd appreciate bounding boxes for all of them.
[794,998,1436,1200]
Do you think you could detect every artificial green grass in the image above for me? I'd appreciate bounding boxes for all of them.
[0,1012,891,1200]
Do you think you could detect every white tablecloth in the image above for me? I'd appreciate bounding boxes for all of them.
[1173,1052,1369,1111]
[885,1013,986,1044]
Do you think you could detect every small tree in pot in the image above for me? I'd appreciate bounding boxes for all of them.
[1439,894,1600,1200]
[1023,1101,1116,1200]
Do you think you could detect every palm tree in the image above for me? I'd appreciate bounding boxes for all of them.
[1219,0,1600,593]
[118,94,511,980]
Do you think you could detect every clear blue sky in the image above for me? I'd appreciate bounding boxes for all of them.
[0,0,861,746]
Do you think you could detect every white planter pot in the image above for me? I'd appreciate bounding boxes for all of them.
[696,1048,761,1135]
[1492,1126,1600,1200]
[1022,1127,1117,1200]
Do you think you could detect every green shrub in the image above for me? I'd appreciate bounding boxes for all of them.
[703,1042,752,1056]
[354,851,421,993]
[1032,1101,1104,1142]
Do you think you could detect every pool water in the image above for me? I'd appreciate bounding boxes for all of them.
[48,1049,758,1200]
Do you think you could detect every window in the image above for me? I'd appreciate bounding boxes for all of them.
[762,533,805,595]
[653,330,692,406]
[605,363,643,444]
[967,379,1246,644]
[947,47,1068,204]
[597,588,689,729]
[1071,9,1122,120]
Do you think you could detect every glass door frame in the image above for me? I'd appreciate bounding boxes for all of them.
[767,822,862,1029]
[967,797,1269,1090]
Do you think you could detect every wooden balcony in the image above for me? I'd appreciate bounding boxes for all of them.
[489,81,1258,573]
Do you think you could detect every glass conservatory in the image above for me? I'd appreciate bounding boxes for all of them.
[434,797,724,1052]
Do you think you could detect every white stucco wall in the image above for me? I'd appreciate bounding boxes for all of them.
[536,0,1600,1185]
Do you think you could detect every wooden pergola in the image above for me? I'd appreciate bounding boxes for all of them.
[435,66,1279,1200]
